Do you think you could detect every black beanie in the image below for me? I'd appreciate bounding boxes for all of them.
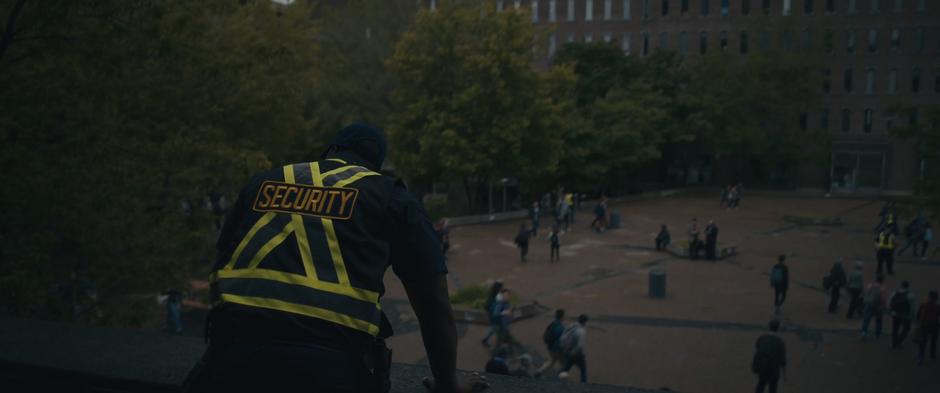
[326,123,387,170]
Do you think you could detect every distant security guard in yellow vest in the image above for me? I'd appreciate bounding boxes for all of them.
[875,230,897,276]
[184,124,488,393]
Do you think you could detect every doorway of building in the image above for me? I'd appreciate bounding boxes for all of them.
[830,151,885,192]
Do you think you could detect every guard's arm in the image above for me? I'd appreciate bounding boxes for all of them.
[401,273,460,391]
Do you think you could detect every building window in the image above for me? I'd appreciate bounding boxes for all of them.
[888,68,897,94]
[549,0,557,20]
[549,33,557,57]
[515,0,522,10]
[643,0,650,19]
[624,0,632,19]
[780,31,793,51]
[805,0,814,14]
[623,33,632,54]
[823,68,831,93]
[820,108,830,130]
[679,31,689,55]
[533,1,540,22]
[701,0,709,15]
[643,31,650,55]
[799,112,808,131]
[568,32,576,42]
[802,29,812,50]
[721,0,729,16]
[849,0,857,13]
[568,0,575,21]
[865,67,875,94]
[681,0,690,14]
[660,32,669,50]
[760,31,771,51]
[585,33,593,43]
[700,31,708,53]
[844,67,854,92]
[605,0,613,19]
[912,67,920,92]
[846,30,856,53]
[662,0,669,16]
[864,108,873,133]
[719,30,728,50]
[870,0,880,13]
[743,0,751,14]
[740,31,749,53]
[763,0,771,14]
[824,29,834,53]
[914,27,925,54]
[842,109,851,132]
[431,0,437,10]
[867,29,877,53]
[827,0,835,12]
[909,107,919,126]
[890,28,900,52]
[893,0,903,12]
[604,32,613,42]
[783,0,792,15]
[916,0,925,13]
[586,0,594,21]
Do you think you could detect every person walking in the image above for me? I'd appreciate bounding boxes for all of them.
[163,288,183,334]
[557,199,571,233]
[514,223,530,263]
[704,220,719,261]
[548,226,561,263]
[916,290,939,365]
[530,201,540,237]
[771,255,789,316]
[752,320,787,393]
[590,197,607,233]
[558,314,589,383]
[889,281,915,349]
[535,309,566,377]
[482,288,512,347]
[875,230,897,275]
[565,193,575,228]
[827,259,848,313]
[846,261,865,319]
[897,219,921,257]
[655,224,671,251]
[861,274,887,340]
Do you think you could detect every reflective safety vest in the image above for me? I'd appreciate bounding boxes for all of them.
[876,232,896,250]
[210,158,396,337]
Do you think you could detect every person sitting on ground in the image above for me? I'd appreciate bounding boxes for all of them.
[510,354,533,378]
[655,224,671,251]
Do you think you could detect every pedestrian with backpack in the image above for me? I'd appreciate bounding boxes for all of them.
[861,274,887,340]
[514,223,530,263]
[557,314,589,383]
[752,319,787,393]
[846,261,865,319]
[771,255,790,316]
[889,281,916,349]
[535,309,566,377]
[826,259,848,313]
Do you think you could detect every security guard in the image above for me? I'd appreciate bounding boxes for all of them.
[875,230,897,276]
[185,124,488,393]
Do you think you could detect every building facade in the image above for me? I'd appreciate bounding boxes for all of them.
[424,0,939,193]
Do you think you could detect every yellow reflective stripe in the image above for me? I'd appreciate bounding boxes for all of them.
[333,171,379,187]
[224,212,276,270]
[283,165,318,280]
[247,222,295,269]
[319,165,359,179]
[326,158,347,164]
[310,162,324,186]
[322,218,351,285]
[219,293,379,336]
[213,268,379,303]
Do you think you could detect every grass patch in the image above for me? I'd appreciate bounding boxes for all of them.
[450,284,521,309]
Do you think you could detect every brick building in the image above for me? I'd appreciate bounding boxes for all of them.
[423,0,938,194]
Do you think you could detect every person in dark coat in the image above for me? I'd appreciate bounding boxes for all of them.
[514,223,530,263]
[704,220,719,261]
[752,320,787,393]
[655,224,671,251]
[827,259,848,313]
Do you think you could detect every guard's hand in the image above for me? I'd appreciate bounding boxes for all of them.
[423,372,489,393]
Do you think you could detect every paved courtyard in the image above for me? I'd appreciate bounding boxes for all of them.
[381,194,940,393]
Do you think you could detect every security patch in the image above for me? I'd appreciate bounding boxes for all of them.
[252,181,358,220]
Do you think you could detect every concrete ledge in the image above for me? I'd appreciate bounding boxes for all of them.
[0,316,666,393]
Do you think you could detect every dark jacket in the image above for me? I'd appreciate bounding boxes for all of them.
[829,263,847,288]
[753,334,786,375]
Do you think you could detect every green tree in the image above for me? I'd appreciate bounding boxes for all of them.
[0,0,322,325]
[387,0,575,210]
[890,107,940,216]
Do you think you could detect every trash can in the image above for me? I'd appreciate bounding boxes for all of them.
[649,269,666,299]
[608,212,622,228]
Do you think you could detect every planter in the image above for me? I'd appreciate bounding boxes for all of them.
[664,242,737,260]
[782,214,843,226]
